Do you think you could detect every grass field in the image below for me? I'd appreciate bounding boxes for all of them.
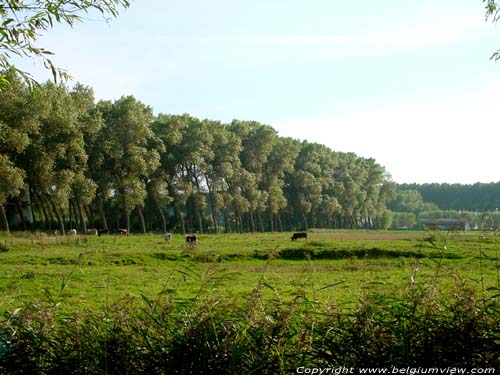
[0,230,499,314]
[0,230,499,373]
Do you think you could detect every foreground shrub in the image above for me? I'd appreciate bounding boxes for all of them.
[0,280,499,374]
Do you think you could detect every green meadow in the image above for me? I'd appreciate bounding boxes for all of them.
[1,230,499,314]
[1,230,499,373]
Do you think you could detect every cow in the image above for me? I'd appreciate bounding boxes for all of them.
[86,229,98,236]
[67,229,77,236]
[98,229,109,237]
[164,232,172,244]
[291,232,308,241]
[118,228,128,236]
[185,234,197,246]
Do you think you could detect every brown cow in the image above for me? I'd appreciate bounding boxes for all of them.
[291,232,308,241]
[118,228,128,236]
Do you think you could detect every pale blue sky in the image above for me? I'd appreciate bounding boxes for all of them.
[17,0,500,184]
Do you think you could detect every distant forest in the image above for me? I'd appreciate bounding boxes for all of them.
[398,183,500,211]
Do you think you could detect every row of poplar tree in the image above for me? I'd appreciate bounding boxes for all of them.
[0,72,396,234]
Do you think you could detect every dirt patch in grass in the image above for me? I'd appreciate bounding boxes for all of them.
[310,232,422,241]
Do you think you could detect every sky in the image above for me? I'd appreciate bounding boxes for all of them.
[16,0,500,184]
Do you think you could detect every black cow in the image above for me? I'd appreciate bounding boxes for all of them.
[291,232,308,241]
[185,234,197,246]
[98,229,109,237]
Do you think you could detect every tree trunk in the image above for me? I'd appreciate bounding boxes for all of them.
[28,184,36,228]
[195,209,203,234]
[36,193,51,230]
[258,214,265,232]
[137,206,146,234]
[124,200,130,233]
[269,209,274,232]
[85,205,94,230]
[238,211,244,233]
[175,206,186,234]
[249,212,256,233]
[0,205,9,233]
[47,195,65,235]
[301,211,309,231]
[206,182,219,234]
[15,196,27,230]
[156,203,167,234]
[98,197,108,230]
[210,206,218,234]
[77,199,87,233]
[277,213,284,232]
[149,183,167,233]
[68,199,74,230]
[223,209,230,233]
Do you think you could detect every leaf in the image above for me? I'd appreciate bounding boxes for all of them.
[319,280,346,290]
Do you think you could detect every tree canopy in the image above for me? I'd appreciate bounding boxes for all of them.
[0,74,398,233]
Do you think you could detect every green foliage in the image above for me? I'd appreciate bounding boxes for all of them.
[399,182,500,211]
[391,212,417,229]
[0,74,443,234]
[485,0,500,60]
[388,190,424,213]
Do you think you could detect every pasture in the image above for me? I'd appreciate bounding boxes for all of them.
[0,230,499,314]
[0,230,499,373]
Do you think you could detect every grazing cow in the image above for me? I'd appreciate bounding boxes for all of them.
[185,234,197,246]
[118,228,128,236]
[86,229,98,236]
[68,229,77,236]
[164,232,172,244]
[291,232,308,241]
[98,229,109,237]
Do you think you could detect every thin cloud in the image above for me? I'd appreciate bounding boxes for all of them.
[164,15,484,50]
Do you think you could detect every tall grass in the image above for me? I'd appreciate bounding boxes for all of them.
[0,264,499,375]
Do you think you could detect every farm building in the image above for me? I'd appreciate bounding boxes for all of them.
[419,218,470,231]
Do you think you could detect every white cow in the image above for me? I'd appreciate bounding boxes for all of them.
[67,229,77,236]
[164,232,172,244]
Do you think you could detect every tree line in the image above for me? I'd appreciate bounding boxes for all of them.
[398,183,500,212]
[0,73,396,234]
[388,186,500,230]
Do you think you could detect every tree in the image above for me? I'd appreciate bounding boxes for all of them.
[200,120,241,233]
[262,137,300,231]
[21,81,96,234]
[0,71,36,231]
[0,155,24,231]
[391,212,417,230]
[98,96,161,233]
[288,142,336,230]
[0,0,130,87]
[387,190,424,213]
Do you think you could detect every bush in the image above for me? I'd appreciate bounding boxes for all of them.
[0,278,499,374]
